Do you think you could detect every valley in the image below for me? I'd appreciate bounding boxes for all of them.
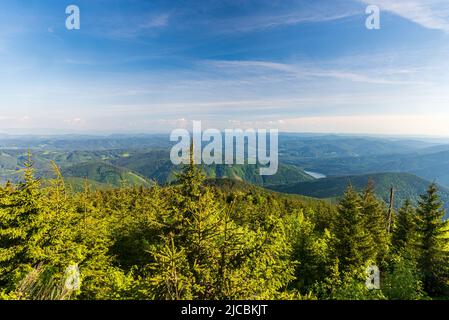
[1,133,449,210]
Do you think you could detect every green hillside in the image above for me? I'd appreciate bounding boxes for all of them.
[268,172,449,212]
[112,151,314,186]
[0,148,314,187]
[64,177,113,192]
[286,148,449,188]
[62,162,152,188]
[205,177,334,212]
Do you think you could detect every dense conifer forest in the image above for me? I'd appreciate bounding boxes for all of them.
[1,153,449,300]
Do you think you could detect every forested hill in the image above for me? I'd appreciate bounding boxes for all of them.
[61,162,153,188]
[0,149,314,188]
[2,157,449,300]
[268,172,449,213]
[61,160,314,188]
[111,151,314,186]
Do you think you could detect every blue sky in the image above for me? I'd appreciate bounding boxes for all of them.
[0,0,449,135]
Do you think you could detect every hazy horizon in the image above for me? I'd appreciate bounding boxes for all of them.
[3,129,449,144]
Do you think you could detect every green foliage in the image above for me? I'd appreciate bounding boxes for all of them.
[287,211,334,294]
[269,172,449,215]
[333,186,374,275]
[382,255,424,300]
[147,158,295,300]
[393,200,417,254]
[0,159,46,290]
[360,181,390,264]
[2,153,449,300]
[62,162,152,188]
[415,183,449,295]
[313,264,385,300]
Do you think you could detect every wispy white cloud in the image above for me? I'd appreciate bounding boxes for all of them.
[197,0,361,33]
[63,58,96,66]
[94,13,171,39]
[142,13,170,28]
[358,0,449,33]
[204,59,427,85]
[219,11,357,33]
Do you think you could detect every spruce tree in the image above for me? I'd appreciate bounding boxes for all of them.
[415,183,449,295]
[149,143,294,299]
[151,142,221,299]
[333,186,375,275]
[393,199,416,254]
[361,180,389,264]
[0,157,45,289]
[40,162,84,267]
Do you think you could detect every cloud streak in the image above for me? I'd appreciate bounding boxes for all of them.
[92,12,172,40]
[193,0,362,33]
[204,59,427,85]
[216,11,357,33]
[358,0,449,33]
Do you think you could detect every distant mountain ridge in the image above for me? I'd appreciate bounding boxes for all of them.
[0,148,314,187]
[62,162,152,188]
[288,149,449,188]
[268,172,449,214]
[111,150,314,186]
[3,134,449,210]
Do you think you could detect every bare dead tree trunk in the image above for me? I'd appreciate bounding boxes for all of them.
[387,186,394,233]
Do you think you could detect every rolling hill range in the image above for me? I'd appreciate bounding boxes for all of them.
[268,172,449,214]
[3,134,449,205]
[279,134,435,159]
[61,162,153,188]
[111,150,314,186]
[289,150,449,188]
[0,149,315,188]
[0,134,172,151]
[57,159,314,190]
[1,134,447,175]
